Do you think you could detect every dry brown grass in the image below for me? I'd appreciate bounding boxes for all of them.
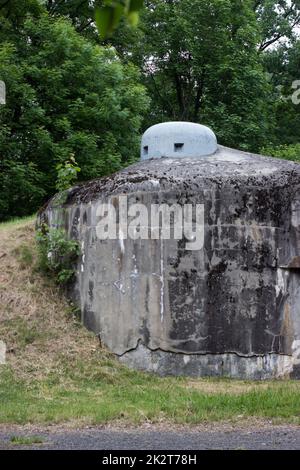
[0,218,99,381]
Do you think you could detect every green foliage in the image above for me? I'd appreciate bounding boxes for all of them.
[0,0,43,23]
[45,0,104,38]
[128,0,274,152]
[0,11,149,221]
[263,41,300,147]
[254,1,300,51]
[36,224,80,285]
[261,144,300,162]
[0,158,46,221]
[56,155,81,192]
[95,1,144,39]
[253,2,300,147]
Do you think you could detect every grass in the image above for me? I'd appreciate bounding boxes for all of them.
[0,215,36,229]
[1,366,300,425]
[10,435,44,445]
[0,217,300,426]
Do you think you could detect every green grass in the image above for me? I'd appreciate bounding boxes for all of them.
[1,316,53,349]
[0,215,35,229]
[12,244,34,268]
[0,365,299,426]
[10,435,44,445]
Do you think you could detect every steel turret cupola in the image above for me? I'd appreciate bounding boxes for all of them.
[141,122,218,160]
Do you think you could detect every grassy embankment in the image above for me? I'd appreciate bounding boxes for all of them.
[0,217,299,426]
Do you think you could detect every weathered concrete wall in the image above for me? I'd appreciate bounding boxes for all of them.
[40,145,300,379]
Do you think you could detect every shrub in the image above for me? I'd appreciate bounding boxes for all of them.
[261,143,300,162]
[36,224,80,285]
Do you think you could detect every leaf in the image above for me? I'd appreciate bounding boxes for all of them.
[95,5,124,39]
[112,4,125,28]
[95,7,113,40]
[127,11,139,27]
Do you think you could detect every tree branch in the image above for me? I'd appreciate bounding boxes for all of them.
[149,74,173,117]
[193,70,206,122]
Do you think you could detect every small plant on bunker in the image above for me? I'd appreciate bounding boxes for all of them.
[55,155,81,192]
[36,223,80,285]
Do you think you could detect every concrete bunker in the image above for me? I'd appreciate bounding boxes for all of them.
[40,122,300,379]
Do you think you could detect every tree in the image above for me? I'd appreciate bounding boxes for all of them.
[253,1,300,148]
[262,40,300,146]
[254,0,300,51]
[128,0,274,151]
[0,0,43,21]
[45,0,103,37]
[0,13,149,220]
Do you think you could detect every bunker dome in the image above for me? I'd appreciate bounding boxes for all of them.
[141,121,217,159]
[40,122,300,379]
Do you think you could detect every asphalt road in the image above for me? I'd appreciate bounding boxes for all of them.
[0,424,300,450]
